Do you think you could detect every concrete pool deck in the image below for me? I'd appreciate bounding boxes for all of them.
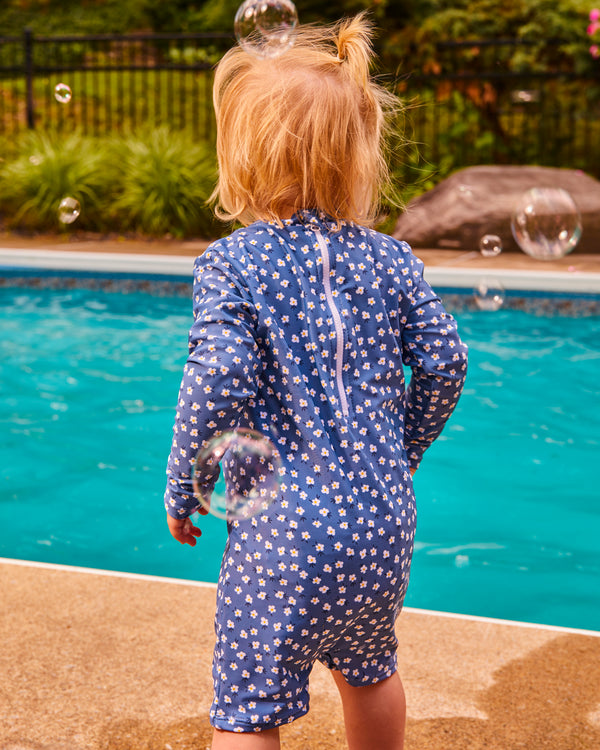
[1,558,599,750]
[1,237,600,749]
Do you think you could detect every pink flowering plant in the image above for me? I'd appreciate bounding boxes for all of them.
[588,8,600,57]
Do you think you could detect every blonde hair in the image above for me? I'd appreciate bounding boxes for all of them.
[210,12,399,227]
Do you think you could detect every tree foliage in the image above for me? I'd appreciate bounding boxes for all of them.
[141,0,384,33]
[1,0,594,78]
[384,0,594,75]
[0,0,149,35]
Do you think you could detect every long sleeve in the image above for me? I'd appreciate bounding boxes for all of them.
[400,252,468,470]
[164,249,261,518]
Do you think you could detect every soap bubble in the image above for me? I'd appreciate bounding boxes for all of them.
[510,89,540,104]
[234,0,298,58]
[473,277,505,311]
[511,187,582,260]
[58,196,80,224]
[479,234,503,258]
[192,428,281,520]
[54,83,72,103]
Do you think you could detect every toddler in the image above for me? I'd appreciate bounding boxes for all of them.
[164,13,468,750]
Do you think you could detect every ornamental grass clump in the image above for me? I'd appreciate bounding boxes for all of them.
[0,128,220,238]
[108,127,219,238]
[0,131,112,232]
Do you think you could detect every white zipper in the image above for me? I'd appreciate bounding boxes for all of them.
[315,230,349,417]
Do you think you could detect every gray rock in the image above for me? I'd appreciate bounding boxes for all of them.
[393,165,600,253]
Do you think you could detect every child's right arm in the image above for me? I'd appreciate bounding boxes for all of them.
[164,247,260,522]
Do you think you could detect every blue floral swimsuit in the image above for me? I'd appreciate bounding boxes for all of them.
[165,211,467,732]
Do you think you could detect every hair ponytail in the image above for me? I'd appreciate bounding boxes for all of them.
[334,12,374,88]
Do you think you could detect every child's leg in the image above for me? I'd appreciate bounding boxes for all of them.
[332,670,406,750]
[211,727,280,749]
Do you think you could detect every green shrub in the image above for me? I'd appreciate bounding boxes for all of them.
[0,0,149,36]
[0,128,220,238]
[0,131,112,232]
[108,127,219,238]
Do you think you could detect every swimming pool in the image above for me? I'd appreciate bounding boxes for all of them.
[1,271,598,632]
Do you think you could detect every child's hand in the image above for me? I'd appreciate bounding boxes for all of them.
[167,514,202,546]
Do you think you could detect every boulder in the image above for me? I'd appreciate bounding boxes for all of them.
[392,165,600,253]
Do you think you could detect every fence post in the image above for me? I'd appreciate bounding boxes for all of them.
[24,27,35,129]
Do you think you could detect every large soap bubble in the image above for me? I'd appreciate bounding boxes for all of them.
[511,187,582,260]
[192,428,281,521]
[234,0,298,58]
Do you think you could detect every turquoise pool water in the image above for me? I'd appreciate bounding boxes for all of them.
[1,283,598,631]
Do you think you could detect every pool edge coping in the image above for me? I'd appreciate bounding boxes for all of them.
[2,247,600,293]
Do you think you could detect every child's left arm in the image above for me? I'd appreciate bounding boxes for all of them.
[400,251,469,472]
[164,248,260,529]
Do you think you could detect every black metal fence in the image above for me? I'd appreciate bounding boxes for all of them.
[397,39,600,182]
[1,31,599,179]
[0,29,233,139]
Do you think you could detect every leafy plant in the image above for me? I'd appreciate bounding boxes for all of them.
[0,0,149,36]
[0,128,220,238]
[107,127,219,238]
[0,131,111,232]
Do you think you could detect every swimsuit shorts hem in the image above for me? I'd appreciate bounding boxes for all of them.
[320,652,398,687]
[210,703,310,733]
